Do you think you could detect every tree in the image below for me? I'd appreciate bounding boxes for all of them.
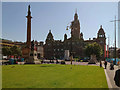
[2,47,11,56]
[2,46,22,59]
[10,46,22,57]
[85,42,103,60]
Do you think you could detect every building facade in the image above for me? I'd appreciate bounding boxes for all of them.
[44,12,106,60]
[117,48,120,58]
[37,41,44,59]
[0,39,24,48]
[109,47,116,58]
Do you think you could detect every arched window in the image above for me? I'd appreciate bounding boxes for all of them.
[99,34,104,37]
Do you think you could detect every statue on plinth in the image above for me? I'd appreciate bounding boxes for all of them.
[88,54,97,64]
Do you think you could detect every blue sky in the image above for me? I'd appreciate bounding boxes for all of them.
[2,2,119,47]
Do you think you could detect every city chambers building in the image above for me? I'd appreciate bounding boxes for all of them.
[44,12,106,60]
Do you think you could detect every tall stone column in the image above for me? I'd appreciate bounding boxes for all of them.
[22,5,33,63]
[26,5,32,49]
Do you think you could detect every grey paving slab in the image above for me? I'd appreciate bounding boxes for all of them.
[102,61,120,89]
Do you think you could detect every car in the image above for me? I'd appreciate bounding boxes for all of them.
[2,60,10,65]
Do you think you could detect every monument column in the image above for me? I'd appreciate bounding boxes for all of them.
[26,5,32,49]
[22,5,38,63]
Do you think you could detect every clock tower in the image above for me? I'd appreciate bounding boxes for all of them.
[70,11,80,39]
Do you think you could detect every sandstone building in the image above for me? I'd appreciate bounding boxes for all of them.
[44,12,106,60]
[21,5,106,60]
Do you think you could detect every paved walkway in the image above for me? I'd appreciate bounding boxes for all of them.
[102,61,120,89]
[65,61,99,66]
[65,61,88,65]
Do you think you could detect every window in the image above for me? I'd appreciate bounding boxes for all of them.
[100,41,103,43]
[61,49,63,51]
[48,43,51,46]
[72,42,75,45]
[99,34,104,37]
[30,53,33,56]
[99,35,102,37]
[48,38,50,40]
[68,42,70,45]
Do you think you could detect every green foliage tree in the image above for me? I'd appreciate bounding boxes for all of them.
[2,47,11,56]
[2,46,22,57]
[85,42,103,60]
[10,46,22,57]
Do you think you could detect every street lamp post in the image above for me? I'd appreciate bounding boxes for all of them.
[106,36,110,58]
[70,36,73,65]
[66,25,73,65]
[110,16,120,65]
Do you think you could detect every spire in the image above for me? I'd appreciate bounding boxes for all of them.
[100,25,102,28]
[28,5,30,11]
[48,30,53,37]
[28,5,31,16]
[75,8,77,14]
[74,9,78,20]
[46,30,54,42]
[64,33,67,41]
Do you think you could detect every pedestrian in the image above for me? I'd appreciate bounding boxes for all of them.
[100,60,102,68]
[104,60,107,69]
[110,61,114,70]
[114,69,120,87]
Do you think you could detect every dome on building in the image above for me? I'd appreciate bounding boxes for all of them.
[98,25,105,34]
[46,30,54,42]
[47,30,53,38]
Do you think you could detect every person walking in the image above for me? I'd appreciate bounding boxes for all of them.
[104,60,107,69]
[110,61,114,70]
[100,60,102,68]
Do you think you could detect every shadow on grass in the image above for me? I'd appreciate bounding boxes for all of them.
[39,65,56,67]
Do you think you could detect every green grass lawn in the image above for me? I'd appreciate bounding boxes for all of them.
[2,64,108,88]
